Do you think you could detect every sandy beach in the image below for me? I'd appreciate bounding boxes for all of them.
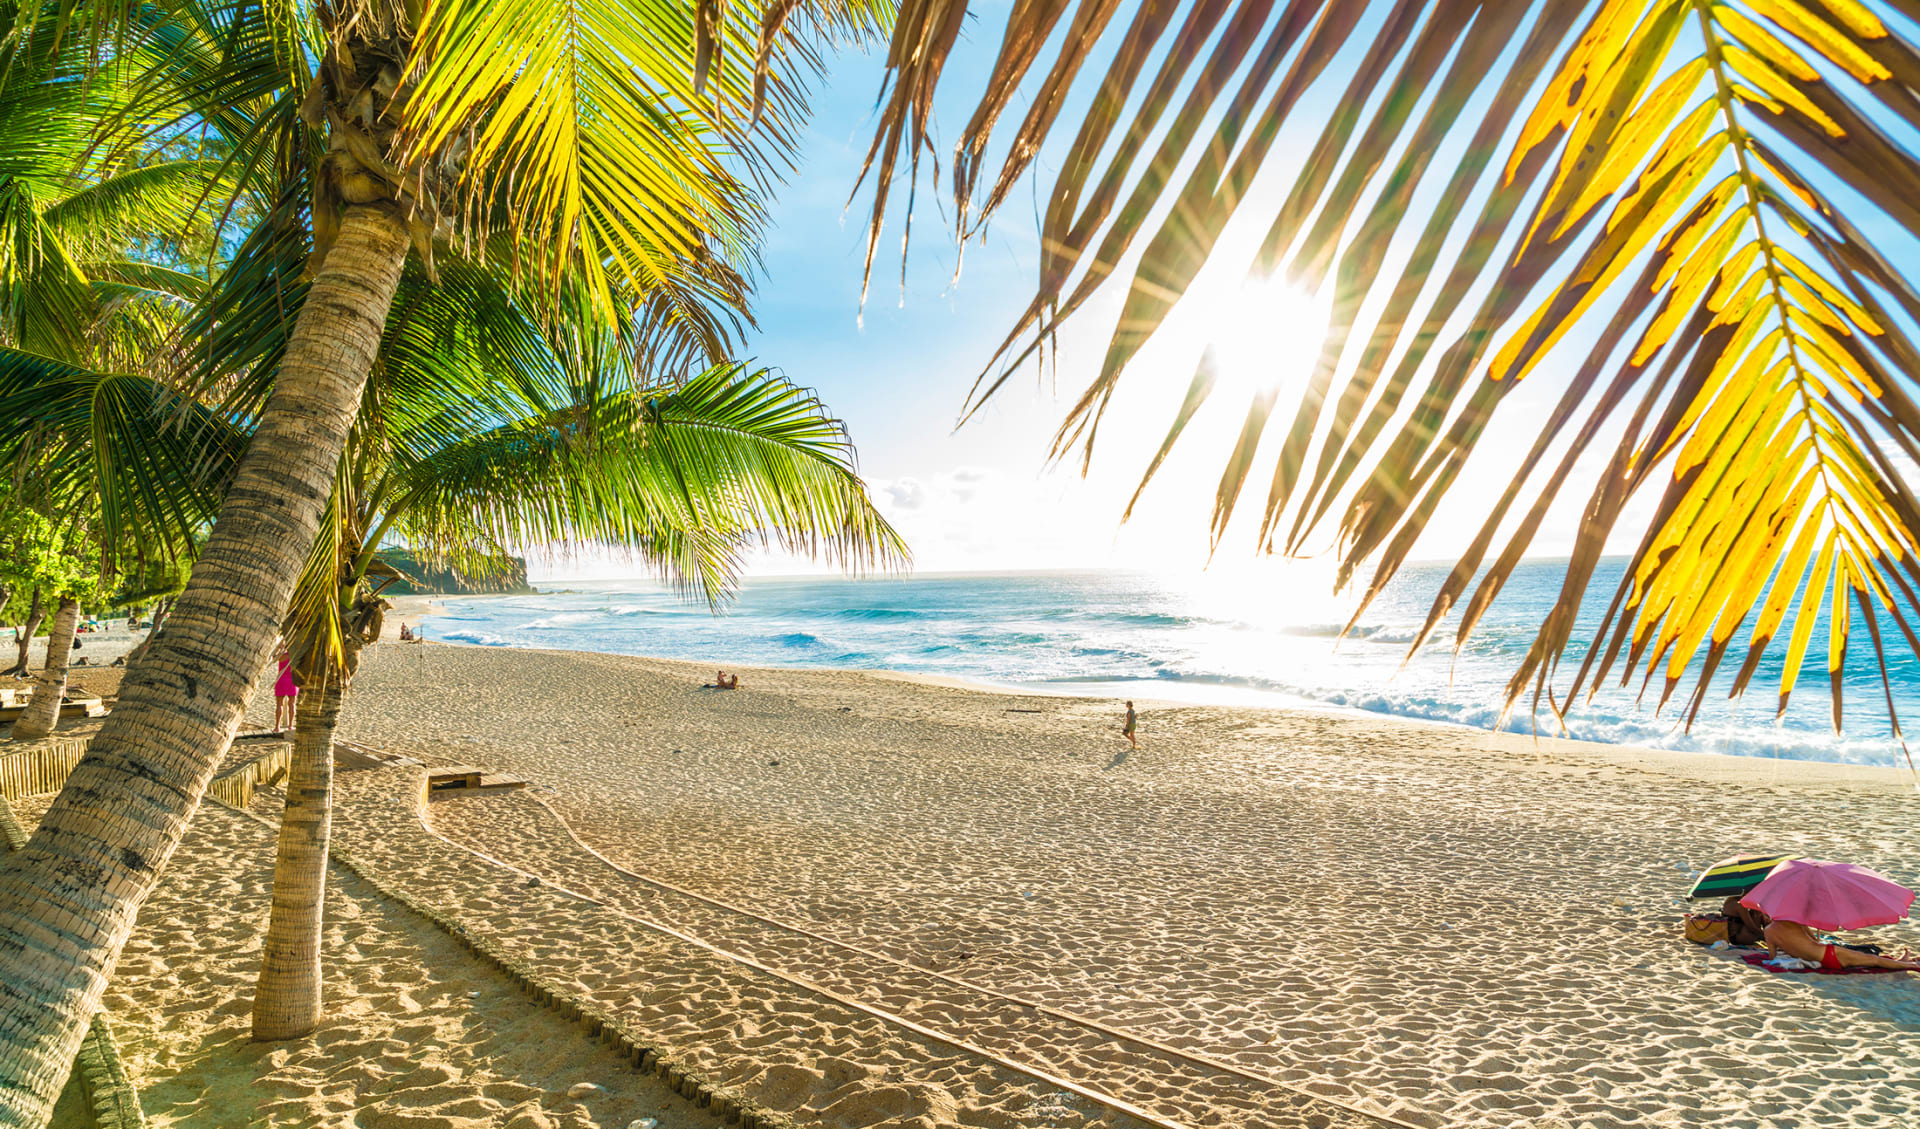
[16,637,1919,1128]
[308,642,1919,1127]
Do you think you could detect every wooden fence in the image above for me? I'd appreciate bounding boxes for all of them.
[0,736,291,807]
[206,742,293,810]
[0,737,89,801]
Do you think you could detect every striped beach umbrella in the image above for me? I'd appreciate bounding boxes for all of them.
[1690,853,1796,900]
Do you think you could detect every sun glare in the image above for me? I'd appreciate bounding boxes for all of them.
[1203,274,1332,405]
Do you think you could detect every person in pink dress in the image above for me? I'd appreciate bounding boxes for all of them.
[273,646,298,733]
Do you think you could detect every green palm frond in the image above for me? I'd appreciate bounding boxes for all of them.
[39,158,230,257]
[391,362,907,605]
[869,0,1920,738]
[109,0,315,210]
[397,0,884,319]
[0,346,243,565]
[173,178,309,412]
[87,276,200,373]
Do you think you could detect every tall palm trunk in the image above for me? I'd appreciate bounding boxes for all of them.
[250,677,341,1040]
[0,205,410,1128]
[11,597,79,740]
[7,588,44,677]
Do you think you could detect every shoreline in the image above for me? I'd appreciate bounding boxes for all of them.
[411,596,1920,791]
[870,667,1920,794]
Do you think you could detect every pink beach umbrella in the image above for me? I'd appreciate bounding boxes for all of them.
[1740,859,1916,932]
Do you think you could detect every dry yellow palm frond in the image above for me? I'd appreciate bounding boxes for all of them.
[865,0,1920,748]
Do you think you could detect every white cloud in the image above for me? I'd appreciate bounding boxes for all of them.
[884,478,927,510]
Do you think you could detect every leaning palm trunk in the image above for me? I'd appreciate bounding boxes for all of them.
[0,205,410,1127]
[12,597,79,740]
[7,588,44,677]
[250,676,341,1040]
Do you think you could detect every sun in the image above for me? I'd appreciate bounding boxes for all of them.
[1200,273,1333,404]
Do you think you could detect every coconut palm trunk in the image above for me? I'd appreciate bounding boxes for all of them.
[7,588,44,677]
[250,676,340,1040]
[0,204,409,1126]
[11,597,79,740]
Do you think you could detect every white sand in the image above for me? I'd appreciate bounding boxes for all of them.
[9,790,732,1129]
[382,595,451,642]
[304,642,1920,1129]
[7,619,147,670]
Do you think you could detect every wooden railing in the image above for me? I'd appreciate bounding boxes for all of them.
[0,735,290,808]
[206,742,293,810]
[0,736,89,801]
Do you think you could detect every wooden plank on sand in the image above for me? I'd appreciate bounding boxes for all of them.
[426,765,486,790]
[0,698,107,722]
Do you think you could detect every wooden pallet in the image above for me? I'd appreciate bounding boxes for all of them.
[426,763,528,792]
[0,697,108,723]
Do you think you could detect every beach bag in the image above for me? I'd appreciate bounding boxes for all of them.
[1683,913,1729,945]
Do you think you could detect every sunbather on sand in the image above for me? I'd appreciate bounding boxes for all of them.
[1723,897,1771,946]
[1765,920,1920,971]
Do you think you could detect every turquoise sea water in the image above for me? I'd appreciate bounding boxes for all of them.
[418,561,1920,768]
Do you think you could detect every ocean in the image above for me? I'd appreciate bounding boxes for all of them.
[417,561,1920,768]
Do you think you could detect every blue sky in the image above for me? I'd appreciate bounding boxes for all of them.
[540,2,1920,589]
[670,6,1589,580]
[727,28,1172,574]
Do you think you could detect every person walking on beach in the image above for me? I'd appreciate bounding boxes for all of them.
[273,645,298,733]
[1121,700,1138,749]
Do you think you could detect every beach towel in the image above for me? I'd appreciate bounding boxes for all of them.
[1739,953,1903,976]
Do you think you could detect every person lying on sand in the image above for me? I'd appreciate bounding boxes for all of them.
[1764,919,1920,972]
[1724,897,1771,946]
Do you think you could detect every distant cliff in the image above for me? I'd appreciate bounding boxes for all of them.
[374,549,536,595]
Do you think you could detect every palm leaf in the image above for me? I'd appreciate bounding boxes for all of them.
[396,0,839,319]
[870,0,1920,750]
[0,346,242,566]
[39,158,230,258]
[390,361,907,606]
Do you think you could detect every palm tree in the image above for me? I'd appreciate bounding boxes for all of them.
[0,0,887,1114]
[8,574,84,741]
[846,1,1920,749]
[250,263,903,1039]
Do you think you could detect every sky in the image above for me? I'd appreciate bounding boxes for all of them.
[528,5,1575,584]
[533,2,1914,587]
